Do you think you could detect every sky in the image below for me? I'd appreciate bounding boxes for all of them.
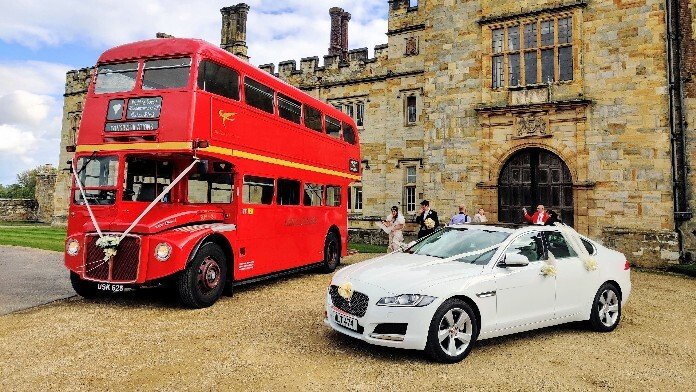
[0,0,389,185]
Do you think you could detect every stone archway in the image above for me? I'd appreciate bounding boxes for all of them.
[498,148,574,226]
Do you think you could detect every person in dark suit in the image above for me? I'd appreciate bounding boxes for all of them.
[415,200,440,239]
[544,209,561,226]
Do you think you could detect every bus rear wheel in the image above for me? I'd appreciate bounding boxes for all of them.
[319,232,340,273]
[176,242,228,308]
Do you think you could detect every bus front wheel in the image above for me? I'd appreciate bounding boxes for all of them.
[319,232,341,273]
[70,272,101,299]
[177,242,228,308]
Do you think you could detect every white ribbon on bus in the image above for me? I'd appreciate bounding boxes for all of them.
[72,157,201,257]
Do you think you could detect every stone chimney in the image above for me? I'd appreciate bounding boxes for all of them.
[328,7,351,61]
[221,3,250,62]
[156,32,174,39]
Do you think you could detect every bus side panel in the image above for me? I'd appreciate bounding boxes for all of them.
[193,92,212,141]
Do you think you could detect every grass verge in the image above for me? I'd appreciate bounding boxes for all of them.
[666,264,696,278]
[348,243,387,253]
[0,226,67,252]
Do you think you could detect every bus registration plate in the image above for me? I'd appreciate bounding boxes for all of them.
[334,312,358,331]
[97,283,124,293]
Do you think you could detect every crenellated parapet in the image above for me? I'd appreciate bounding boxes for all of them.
[257,43,393,84]
[64,68,93,97]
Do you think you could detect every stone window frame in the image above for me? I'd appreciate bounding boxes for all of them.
[329,96,366,128]
[488,11,576,90]
[348,183,363,213]
[403,166,418,214]
[399,88,422,126]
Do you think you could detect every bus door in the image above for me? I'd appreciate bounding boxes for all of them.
[236,174,277,278]
[275,178,306,269]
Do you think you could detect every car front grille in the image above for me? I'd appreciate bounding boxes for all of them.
[84,235,141,283]
[329,285,369,317]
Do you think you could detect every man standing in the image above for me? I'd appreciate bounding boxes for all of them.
[523,205,550,225]
[416,200,440,239]
[449,204,471,225]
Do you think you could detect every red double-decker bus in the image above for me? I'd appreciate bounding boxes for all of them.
[64,38,361,308]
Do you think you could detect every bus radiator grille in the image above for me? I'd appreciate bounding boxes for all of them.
[329,285,369,317]
[84,235,141,283]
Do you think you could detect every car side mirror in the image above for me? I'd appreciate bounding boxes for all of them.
[499,253,530,268]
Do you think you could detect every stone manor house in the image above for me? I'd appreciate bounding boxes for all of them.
[54,0,696,267]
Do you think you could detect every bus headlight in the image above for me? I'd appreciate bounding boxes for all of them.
[154,242,172,261]
[66,239,80,256]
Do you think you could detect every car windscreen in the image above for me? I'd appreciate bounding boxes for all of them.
[408,227,510,261]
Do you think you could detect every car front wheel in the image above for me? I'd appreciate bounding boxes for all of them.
[589,282,622,332]
[425,299,479,363]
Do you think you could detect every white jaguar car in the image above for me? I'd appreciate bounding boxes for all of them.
[325,223,631,363]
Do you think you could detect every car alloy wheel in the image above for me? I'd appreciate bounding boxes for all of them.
[437,308,473,357]
[425,299,479,363]
[597,288,619,327]
[589,282,622,332]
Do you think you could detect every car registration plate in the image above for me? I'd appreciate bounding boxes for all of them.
[96,283,124,293]
[334,312,358,331]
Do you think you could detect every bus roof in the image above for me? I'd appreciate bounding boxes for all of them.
[97,38,354,126]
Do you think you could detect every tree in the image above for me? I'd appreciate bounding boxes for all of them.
[0,165,53,199]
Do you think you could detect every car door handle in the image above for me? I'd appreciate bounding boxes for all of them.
[476,291,496,298]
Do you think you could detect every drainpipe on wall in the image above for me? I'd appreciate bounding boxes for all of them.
[666,0,692,261]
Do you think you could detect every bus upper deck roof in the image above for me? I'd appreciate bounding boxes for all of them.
[97,38,354,126]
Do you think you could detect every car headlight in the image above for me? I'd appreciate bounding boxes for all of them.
[66,238,80,256]
[376,294,437,307]
[154,242,172,261]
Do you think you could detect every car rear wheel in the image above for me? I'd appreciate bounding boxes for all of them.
[70,272,101,299]
[318,231,340,273]
[425,299,479,363]
[176,242,227,308]
[589,282,622,332]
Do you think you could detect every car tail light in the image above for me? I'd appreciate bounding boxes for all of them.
[624,260,631,270]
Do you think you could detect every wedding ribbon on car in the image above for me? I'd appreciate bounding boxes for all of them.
[72,156,201,265]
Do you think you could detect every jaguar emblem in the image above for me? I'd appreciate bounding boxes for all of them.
[338,282,353,301]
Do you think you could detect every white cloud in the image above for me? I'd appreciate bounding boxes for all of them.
[0,61,71,96]
[0,124,38,154]
[0,1,388,66]
[0,91,54,126]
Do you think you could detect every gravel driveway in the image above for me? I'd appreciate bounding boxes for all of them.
[0,253,694,391]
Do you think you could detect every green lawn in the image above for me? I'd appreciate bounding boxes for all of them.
[348,243,387,253]
[0,226,67,252]
[667,264,696,278]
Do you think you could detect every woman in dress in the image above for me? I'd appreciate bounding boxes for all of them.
[383,206,406,252]
[473,208,488,223]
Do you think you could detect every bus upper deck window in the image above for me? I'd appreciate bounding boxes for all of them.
[326,116,341,139]
[342,122,356,144]
[142,57,192,90]
[304,105,323,133]
[197,61,239,100]
[244,77,275,114]
[95,62,139,94]
[278,94,301,124]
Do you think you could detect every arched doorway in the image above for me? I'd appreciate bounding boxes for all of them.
[498,148,574,226]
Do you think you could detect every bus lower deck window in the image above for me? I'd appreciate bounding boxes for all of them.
[123,158,172,202]
[326,186,341,207]
[243,175,274,204]
[277,179,300,205]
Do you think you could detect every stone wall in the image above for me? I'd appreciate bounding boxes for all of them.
[35,165,57,223]
[602,227,680,268]
[0,199,37,222]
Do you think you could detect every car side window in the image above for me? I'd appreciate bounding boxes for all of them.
[504,231,545,262]
[542,231,578,259]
